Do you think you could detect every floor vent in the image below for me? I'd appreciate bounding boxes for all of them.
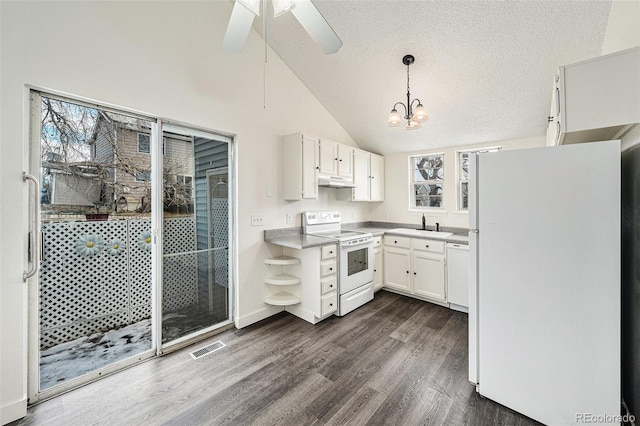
[189,341,226,360]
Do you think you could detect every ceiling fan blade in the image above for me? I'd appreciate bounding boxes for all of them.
[290,0,343,54]
[222,1,258,52]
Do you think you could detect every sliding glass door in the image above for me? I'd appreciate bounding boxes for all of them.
[29,93,156,400]
[160,125,233,347]
[27,92,234,402]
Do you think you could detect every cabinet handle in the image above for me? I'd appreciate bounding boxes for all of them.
[425,245,429,248]
[329,251,333,254]
[406,270,409,274]
[374,269,377,272]
[371,176,374,179]
[330,284,333,288]
[329,303,333,307]
[329,267,333,271]
[316,166,319,170]
[414,272,417,275]
[394,240,398,244]
[335,157,338,160]
[339,158,343,162]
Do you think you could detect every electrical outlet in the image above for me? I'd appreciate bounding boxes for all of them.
[285,213,293,225]
[251,214,264,226]
[383,211,389,219]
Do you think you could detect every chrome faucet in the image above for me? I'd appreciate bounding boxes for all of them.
[421,214,426,230]
[436,222,440,232]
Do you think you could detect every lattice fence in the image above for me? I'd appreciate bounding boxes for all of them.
[40,217,197,349]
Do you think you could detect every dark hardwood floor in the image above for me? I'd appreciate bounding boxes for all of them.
[14,291,541,425]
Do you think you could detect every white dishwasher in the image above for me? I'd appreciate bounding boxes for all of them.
[446,243,469,313]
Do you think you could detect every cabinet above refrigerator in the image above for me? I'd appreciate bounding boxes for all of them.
[547,46,640,146]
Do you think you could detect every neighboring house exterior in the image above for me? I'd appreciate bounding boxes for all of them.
[43,111,194,214]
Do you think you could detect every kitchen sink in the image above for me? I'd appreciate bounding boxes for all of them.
[387,228,453,239]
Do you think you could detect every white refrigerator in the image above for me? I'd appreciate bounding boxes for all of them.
[468,140,621,425]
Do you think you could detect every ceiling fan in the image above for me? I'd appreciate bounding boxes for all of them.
[222,0,343,54]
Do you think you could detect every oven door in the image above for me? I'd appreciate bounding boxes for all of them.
[339,241,374,294]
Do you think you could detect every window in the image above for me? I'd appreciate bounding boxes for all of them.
[135,170,151,182]
[457,147,501,211]
[410,153,444,209]
[138,133,150,153]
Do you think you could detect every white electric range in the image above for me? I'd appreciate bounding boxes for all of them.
[302,211,374,316]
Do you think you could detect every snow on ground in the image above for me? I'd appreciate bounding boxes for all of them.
[39,305,224,390]
[40,319,152,390]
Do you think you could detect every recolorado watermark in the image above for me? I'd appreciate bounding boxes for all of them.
[576,412,636,423]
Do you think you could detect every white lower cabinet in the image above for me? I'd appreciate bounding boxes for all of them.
[281,243,338,324]
[446,243,469,312]
[383,236,447,306]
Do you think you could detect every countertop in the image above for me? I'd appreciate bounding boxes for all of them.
[265,225,468,249]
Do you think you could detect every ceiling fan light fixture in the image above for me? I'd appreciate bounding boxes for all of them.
[237,0,261,15]
[387,108,402,127]
[413,103,429,122]
[273,0,296,17]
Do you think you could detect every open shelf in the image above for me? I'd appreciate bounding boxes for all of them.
[264,274,301,286]
[264,291,301,306]
[265,256,301,266]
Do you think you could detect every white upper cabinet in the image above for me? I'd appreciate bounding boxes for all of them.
[319,138,339,176]
[550,47,639,146]
[337,144,353,179]
[369,153,385,202]
[337,150,384,202]
[351,148,370,201]
[283,132,319,200]
[319,139,353,180]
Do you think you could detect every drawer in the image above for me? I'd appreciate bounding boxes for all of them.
[321,277,337,294]
[411,238,445,254]
[373,236,382,248]
[320,261,337,277]
[321,244,337,260]
[384,235,411,249]
[321,292,337,316]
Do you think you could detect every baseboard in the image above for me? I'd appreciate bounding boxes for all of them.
[235,305,283,329]
[1,395,27,425]
[285,305,318,324]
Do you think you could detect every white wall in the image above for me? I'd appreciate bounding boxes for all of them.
[601,0,640,56]
[0,1,369,422]
[372,136,546,229]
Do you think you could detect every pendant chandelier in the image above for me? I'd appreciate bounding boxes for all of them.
[386,54,429,130]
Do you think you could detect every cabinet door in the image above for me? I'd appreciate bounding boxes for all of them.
[384,248,411,292]
[447,247,469,308]
[369,153,384,201]
[352,149,370,201]
[546,73,561,146]
[373,247,383,291]
[337,144,353,179]
[319,139,338,176]
[412,252,446,302]
[301,134,319,199]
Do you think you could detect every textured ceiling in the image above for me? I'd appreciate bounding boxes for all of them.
[254,0,611,154]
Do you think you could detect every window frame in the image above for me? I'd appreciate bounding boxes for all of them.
[455,146,502,213]
[408,152,445,212]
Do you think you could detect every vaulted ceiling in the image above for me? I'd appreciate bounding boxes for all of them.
[248,0,611,155]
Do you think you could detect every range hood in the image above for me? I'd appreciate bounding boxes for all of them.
[318,175,357,188]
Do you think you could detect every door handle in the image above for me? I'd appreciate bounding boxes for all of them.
[23,172,40,281]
